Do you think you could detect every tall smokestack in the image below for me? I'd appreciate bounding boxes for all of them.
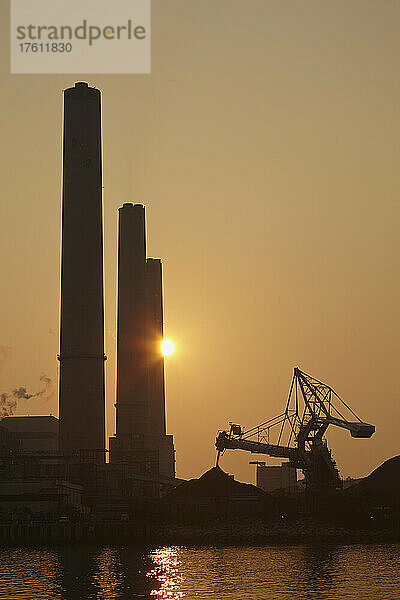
[109,203,175,479]
[58,82,106,460]
[145,258,166,437]
[146,257,175,479]
[112,203,150,468]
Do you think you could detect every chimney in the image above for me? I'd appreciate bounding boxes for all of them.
[58,82,106,461]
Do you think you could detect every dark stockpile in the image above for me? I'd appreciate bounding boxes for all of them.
[166,466,269,501]
[159,466,275,523]
[346,455,400,503]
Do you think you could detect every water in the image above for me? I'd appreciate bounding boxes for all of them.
[0,543,399,600]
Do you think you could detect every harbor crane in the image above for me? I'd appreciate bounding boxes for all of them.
[215,368,375,489]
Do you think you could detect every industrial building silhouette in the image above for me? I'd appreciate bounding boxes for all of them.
[0,84,393,541]
[0,82,175,514]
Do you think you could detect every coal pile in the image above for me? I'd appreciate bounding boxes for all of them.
[159,467,275,522]
[166,466,270,501]
[346,455,400,502]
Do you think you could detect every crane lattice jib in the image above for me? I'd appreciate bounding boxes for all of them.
[215,367,375,489]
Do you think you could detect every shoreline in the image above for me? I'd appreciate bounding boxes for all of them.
[0,520,398,547]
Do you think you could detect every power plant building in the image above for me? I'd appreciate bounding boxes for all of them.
[256,462,297,493]
[1,416,59,454]
[0,82,178,527]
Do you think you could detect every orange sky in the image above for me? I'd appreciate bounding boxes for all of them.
[0,0,399,483]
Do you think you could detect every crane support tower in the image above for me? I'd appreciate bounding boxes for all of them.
[215,368,375,489]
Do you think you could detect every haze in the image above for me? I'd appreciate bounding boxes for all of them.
[0,0,399,483]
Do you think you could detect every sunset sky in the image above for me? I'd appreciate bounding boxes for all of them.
[0,0,399,483]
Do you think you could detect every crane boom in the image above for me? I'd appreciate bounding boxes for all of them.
[320,417,374,438]
[215,368,375,489]
[216,430,300,460]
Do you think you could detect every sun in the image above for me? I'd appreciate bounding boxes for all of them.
[161,339,175,357]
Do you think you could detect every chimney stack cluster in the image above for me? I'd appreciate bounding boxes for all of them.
[58,82,175,480]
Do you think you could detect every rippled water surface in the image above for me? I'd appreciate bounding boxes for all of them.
[0,543,399,600]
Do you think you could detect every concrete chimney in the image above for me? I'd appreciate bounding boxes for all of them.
[146,258,175,479]
[111,203,151,470]
[58,82,106,460]
[109,203,175,479]
[145,258,166,437]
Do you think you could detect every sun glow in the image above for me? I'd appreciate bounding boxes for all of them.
[161,339,175,357]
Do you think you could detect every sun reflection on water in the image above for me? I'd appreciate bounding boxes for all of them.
[147,547,185,599]
[94,548,124,599]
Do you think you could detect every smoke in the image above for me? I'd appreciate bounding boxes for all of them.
[12,387,33,400]
[0,374,54,418]
[0,393,16,418]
